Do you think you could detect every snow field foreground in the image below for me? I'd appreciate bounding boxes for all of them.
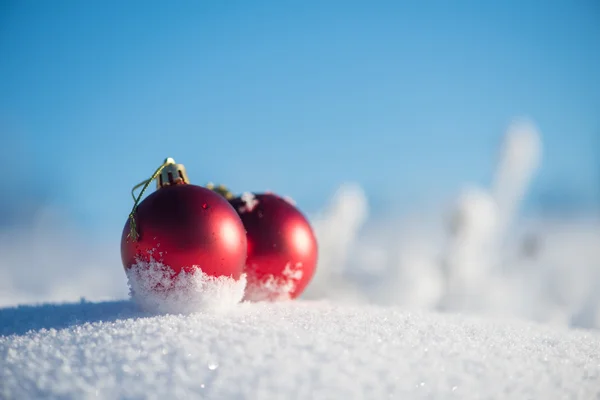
[2,300,600,400]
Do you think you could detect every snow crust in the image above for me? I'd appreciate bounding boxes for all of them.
[1,301,599,399]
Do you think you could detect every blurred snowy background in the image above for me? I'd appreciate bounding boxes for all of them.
[1,2,599,329]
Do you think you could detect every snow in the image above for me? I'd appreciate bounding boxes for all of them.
[1,119,600,398]
[244,261,304,302]
[125,260,246,314]
[2,301,599,399]
[238,192,259,213]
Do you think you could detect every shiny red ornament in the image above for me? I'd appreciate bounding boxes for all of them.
[121,182,247,280]
[229,192,318,301]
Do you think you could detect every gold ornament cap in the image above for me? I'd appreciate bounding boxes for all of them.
[156,157,190,189]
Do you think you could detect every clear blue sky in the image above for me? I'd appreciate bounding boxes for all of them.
[1,0,598,234]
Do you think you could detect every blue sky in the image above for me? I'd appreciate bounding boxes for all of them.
[1,0,598,234]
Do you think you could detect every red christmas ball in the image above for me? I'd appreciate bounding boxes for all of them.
[229,192,318,301]
[120,184,247,279]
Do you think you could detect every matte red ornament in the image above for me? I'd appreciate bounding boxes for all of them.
[229,192,318,301]
[121,183,247,281]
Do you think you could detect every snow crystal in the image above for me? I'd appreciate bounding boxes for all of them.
[1,301,599,399]
[126,259,246,314]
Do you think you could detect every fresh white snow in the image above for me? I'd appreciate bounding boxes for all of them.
[2,300,599,400]
[125,260,247,314]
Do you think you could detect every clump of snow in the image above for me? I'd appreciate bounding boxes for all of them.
[283,195,296,206]
[238,192,259,213]
[126,259,246,314]
[243,262,304,302]
[1,301,599,399]
[491,119,542,237]
[446,187,499,243]
[438,187,500,312]
[305,183,369,302]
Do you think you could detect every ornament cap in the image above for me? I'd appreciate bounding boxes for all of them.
[157,157,189,189]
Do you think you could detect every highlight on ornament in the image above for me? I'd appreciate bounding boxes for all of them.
[120,157,249,313]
